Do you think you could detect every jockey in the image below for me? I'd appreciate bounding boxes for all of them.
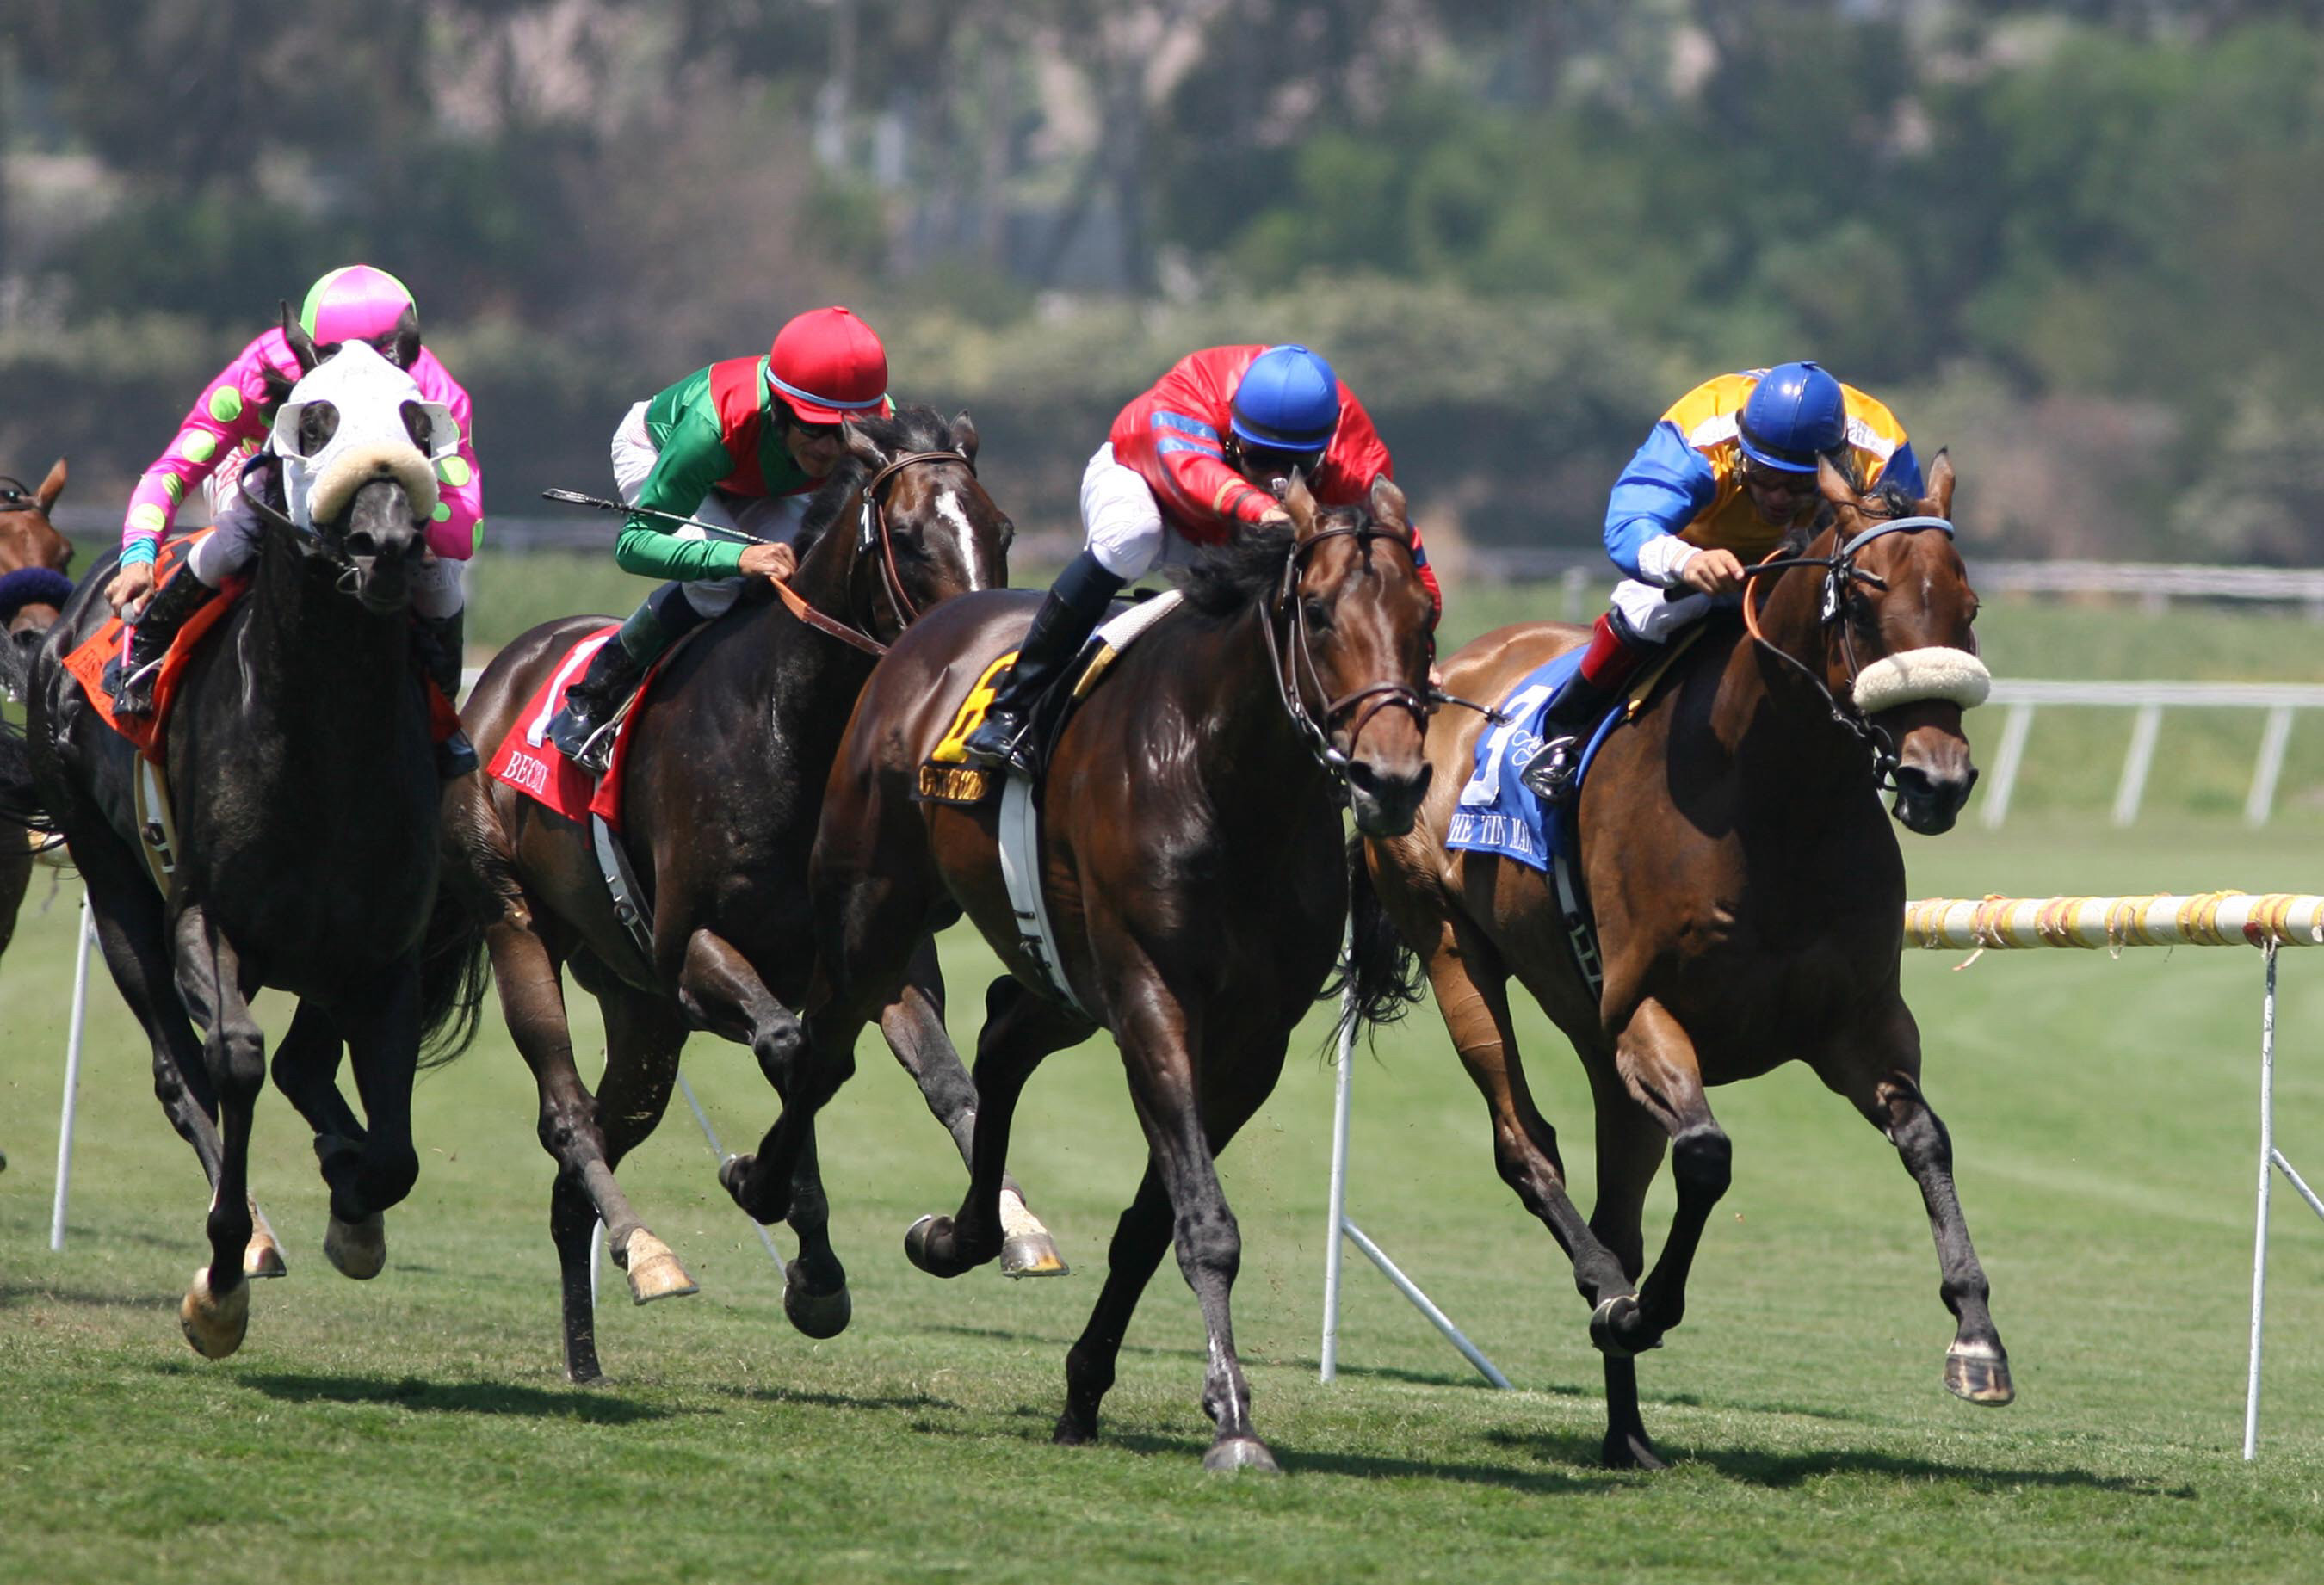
[105,264,484,774]
[961,342,1441,775]
[1522,361,1922,802]
[546,305,891,771]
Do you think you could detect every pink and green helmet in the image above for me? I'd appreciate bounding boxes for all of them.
[298,264,417,347]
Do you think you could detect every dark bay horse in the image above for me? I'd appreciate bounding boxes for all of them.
[1366,455,2006,1468]
[9,324,486,1358]
[801,478,1437,1472]
[446,404,1035,1384]
[0,459,75,966]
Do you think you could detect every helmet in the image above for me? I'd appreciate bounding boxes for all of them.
[300,264,417,347]
[1737,361,1846,472]
[768,306,889,425]
[1231,344,1342,453]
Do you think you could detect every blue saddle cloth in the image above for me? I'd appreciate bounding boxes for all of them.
[1443,651,1622,873]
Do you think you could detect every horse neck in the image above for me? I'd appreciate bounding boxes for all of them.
[789,481,872,628]
[1173,602,1336,838]
[245,527,409,718]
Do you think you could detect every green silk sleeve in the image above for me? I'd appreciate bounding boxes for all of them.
[617,405,749,579]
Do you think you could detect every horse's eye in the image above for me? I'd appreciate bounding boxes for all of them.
[1301,595,1332,629]
[294,402,340,457]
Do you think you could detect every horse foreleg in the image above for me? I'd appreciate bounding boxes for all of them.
[905,974,1091,1280]
[1056,1163,1173,1448]
[881,940,1068,1277]
[325,959,425,1282]
[81,849,224,1184]
[170,903,263,1360]
[679,928,851,1330]
[1833,1021,2012,1407]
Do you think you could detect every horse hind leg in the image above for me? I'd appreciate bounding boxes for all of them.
[592,988,699,1306]
[881,941,1068,1277]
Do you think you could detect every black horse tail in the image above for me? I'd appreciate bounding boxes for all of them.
[1323,832,1425,1045]
[0,683,58,841]
[415,837,495,1069]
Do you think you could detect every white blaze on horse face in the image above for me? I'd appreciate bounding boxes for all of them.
[266,341,441,530]
[934,488,975,559]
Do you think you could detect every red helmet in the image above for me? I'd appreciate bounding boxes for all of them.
[767,306,888,425]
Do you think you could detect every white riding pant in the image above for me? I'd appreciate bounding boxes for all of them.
[1608,577,1740,644]
[1080,443,1205,582]
[611,398,811,618]
[185,484,464,619]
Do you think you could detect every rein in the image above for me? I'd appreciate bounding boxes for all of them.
[1263,522,1434,786]
[783,447,978,658]
[1740,513,1957,789]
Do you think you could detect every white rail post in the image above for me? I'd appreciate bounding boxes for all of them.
[1320,984,1356,1382]
[1980,702,2036,829]
[2111,702,2162,828]
[676,1071,788,1274]
[2245,941,2278,1461]
[2247,706,2295,829]
[49,892,96,1253]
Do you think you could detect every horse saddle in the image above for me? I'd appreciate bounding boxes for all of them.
[61,532,246,763]
[919,589,1183,809]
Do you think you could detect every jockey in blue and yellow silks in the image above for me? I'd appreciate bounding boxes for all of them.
[1524,361,1923,801]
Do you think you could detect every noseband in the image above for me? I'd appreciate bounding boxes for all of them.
[1264,522,1433,785]
[1741,513,1958,789]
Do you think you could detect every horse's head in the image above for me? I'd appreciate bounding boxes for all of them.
[267,306,457,615]
[812,405,1011,637]
[1811,451,1987,835]
[1279,475,1436,836]
[0,458,74,637]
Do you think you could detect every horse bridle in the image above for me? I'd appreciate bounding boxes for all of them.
[1740,512,1958,789]
[1264,521,1435,785]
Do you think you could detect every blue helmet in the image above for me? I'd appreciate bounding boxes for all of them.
[1738,361,1846,472]
[1231,344,1342,453]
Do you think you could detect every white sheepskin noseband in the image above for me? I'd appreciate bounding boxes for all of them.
[266,341,449,529]
[1851,646,1991,714]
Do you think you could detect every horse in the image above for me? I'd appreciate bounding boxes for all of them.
[798,477,1437,1471]
[0,459,75,964]
[1363,454,2004,1468]
[443,404,1041,1384]
[9,318,488,1359]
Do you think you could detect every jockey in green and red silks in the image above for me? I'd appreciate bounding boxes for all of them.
[1524,362,1924,803]
[961,342,1442,776]
[545,305,893,770]
[105,264,485,775]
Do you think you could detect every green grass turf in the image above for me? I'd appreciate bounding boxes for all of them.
[4,817,2323,1582]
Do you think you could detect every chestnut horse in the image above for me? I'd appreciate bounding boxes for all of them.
[800,478,1436,1472]
[1367,456,2006,1468]
[446,404,1035,1383]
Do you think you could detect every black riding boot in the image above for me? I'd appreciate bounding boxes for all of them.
[1518,671,1620,805]
[112,568,222,718]
[960,550,1127,777]
[547,582,706,774]
[415,607,479,779]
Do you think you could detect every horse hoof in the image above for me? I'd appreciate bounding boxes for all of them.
[1590,1294,1656,1358]
[782,1262,852,1339]
[1944,1340,2015,1405]
[179,1267,250,1360]
[621,1232,698,1305]
[1202,1436,1281,1475]
[1000,1232,1071,1279]
[904,1214,953,1276]
[1603,1428,1667,1471]
[243,1231,287,1280]
[324,1213,386,1280]
[718,1154,753,1204]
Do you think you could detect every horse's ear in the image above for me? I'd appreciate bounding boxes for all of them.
[34,456,66,514]
[841,416,887,471]
[280,300,320,373]
[1922,447,1955,519]
[1815,453,1857,512]
[949,410,980,465]
[1367,474,1407,533]
[1282,472,1320,538]
[386,303,421,372]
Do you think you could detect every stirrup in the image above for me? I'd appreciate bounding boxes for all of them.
[1520,734,1582,804]
[961,708,1036,777]
[112,657,165,718]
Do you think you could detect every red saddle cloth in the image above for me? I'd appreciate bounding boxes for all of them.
[62,530,465,765]
[61,531,246,764]
[485,626,651,830]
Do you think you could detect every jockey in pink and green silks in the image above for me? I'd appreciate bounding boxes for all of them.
[105,264,486,776]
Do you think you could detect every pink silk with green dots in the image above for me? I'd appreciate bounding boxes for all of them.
[121,329,483,563]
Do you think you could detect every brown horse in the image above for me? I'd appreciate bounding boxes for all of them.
[1366,455,2006,1469]
[447,404,1035,1383]
[0,459,74,967]
[800,478,1437,1472]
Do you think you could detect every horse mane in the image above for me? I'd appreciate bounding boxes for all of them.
[1777,478,1921,558]
[795,404,962,552]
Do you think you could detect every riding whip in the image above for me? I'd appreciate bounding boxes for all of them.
[540,488,776,546]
